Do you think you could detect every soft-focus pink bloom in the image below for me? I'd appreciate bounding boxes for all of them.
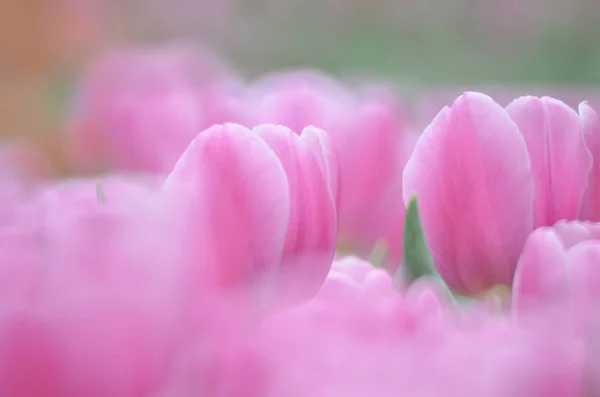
[281,256,450,345]
[414,85,600,131]
[0,296,174,397]
[404,92,593,294]
[68,44,238,172]
[260,256,582,397]
[513,220,600,315]
[164,123,338,307]
[35,177,173,299]
[367,130,420,269]
[512,220,600,396]
[0,172,266,397]
[242,70,411,261]
[155,297,269,397]
[0,176,185,397]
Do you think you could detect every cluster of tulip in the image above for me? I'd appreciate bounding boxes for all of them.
[0,44,598,396]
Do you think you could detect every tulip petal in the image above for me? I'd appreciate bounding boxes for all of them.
[512,228,570,314]
[254,124,337,303]
[506,96,591,227]
[552,220,600,249]
[565,241,600,304]
[578,102,600,221]
[300,126,340,209]
[0,311,64,397]
[335,97,402,235]
[164,123,290,293]
[403,92,534,293]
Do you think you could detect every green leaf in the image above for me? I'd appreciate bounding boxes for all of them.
[396,195,438,283]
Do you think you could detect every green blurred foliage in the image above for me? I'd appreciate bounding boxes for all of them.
[146,1,599,85]
[79,0,600,85]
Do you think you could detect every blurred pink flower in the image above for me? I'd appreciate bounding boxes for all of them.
[512,220,600,314]
[260,256,583,397]
[0,111,590,397]
[505,96,591,228]
[512,220,600,396]
[403,92,593,294]
[68,44,239,172]
[164,123,338,307]
[0,295,175,397]
[155,295,269,397]
[242,70,413,263]
[0,175,184,397]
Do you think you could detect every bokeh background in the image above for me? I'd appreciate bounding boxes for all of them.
[2,0,600,173]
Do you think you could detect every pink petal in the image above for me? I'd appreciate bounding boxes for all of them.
[68,44,233,173]
[254,124,337,304]
[512,228,570,315]
[334,92,404,239]
[506,96,591,228]
[0,310,65,397]
[51,297,171,397]
[565,241,600,304]
[164,123,290,297]
[552,220,600,249]
[403,92,534,294]
[300,126,340,210]
[578,101,600,221]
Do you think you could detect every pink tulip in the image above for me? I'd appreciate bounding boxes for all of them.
[512,220,600,314]
[505,96,591,228]
[0,293,176,397]
[242,70,410,261]
[316,256,402,315]
[403,92,534,294]
[157,336,268,397]
[467,316,584,397]
[34,176,182,314]
[403,92,593,294]
[164,123,338,307]
[155,298,269,397]
[68,44,238,172]
[280,256,450,346]
[512,220,600,395]
[260,257,582,397]
[0,178,185,397]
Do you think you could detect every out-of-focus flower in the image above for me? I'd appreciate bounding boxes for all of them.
[0,95,590,396]
[403,92,593,295]
[512,220,600,396]
[0,173,183,397]
[512,220,600,315]
[68,44,239,173]
[505,96,591,228]
[154,297,269,397]
[164,123,338,307]
[318,256,449,332]
[241,70,413,264]
[67,58,416,266]
[260,256,583,397]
